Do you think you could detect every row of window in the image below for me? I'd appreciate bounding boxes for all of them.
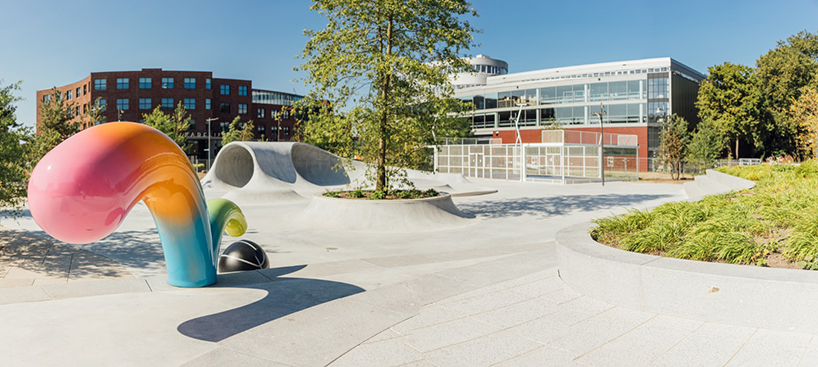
[108,98,295,119]
[64,85,89,101]
[92,77,241,92]
[255,108,289,119]
[469,103,648,129]
[216,122,291,136]
[459,79,660,110]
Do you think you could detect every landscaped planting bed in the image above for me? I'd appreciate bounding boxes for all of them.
[592,161,818,270]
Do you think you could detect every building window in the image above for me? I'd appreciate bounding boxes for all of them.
[205,98,211,110]
[139,77,152,89]
[238,86,248,96]
[258,125,265,133]
[139,98,152,110]
[206,78,211,89]
[648,77,668,99]
[162,98,173,108]
[184,98,195,110]
[117,98,129,111]
[66,90,72,100]
[94,79,107,90]
[184,78,195,89]
[117,78,129,89]
[283,110,289,119]
[220,85,230,95]
[97,99,106,110]
[42,94,51,102]
[238,104,248,114]
[283,126,290,135]
[162,78,174,89]
[76,88,81,98]
[257,108,265,118]
[220,122,229,132]
[75,106,80,117]
[83,85,87,95]
[220,103,230,114]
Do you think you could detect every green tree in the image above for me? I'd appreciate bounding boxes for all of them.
[221,116,256,145]
[297,0,478,192]
[0,81,33,217]
[142,101,192,151]
[659,114,690,180]
[754,30,818,157]
[695,62,762,158]
[791,86,818,158]
[686,118,725,173]
[35,88,81,161]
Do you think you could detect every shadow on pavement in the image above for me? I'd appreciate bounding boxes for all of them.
[457,194,670,219]
[177,265,364,342]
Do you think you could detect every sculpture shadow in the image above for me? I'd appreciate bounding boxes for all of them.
[177,265,365,342]
[457,194,671,220]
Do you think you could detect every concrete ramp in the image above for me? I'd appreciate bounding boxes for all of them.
[201,142,356,205]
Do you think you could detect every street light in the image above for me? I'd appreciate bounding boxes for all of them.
[206,117,218,172]
[592,103,606,186]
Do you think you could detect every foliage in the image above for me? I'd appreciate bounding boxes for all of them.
[695,62,762,157]
[0,80,32,218]
[686,118,726,173]
[790,86,818,157]
[592,162,818,268]
[221,116,256,145]
[34,88,82,163]
[658,114,690,180]
[296,0,478,193]
[142,102,192,151]
[321,188,439,200]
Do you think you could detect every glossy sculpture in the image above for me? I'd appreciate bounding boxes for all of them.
[27,122,246,287]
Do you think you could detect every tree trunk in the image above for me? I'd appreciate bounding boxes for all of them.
[376,14,393,193]
[735,137,739,159]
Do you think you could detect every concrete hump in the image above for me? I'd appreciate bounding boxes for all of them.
[201,142,353,204]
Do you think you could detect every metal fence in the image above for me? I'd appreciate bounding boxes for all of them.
[435,143,639,184]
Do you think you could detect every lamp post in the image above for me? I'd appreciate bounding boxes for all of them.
[206,117,218,172]
[592,103,606,186]
[117,109,124,122]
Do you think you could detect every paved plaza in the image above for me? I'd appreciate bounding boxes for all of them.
[1,178,815,366]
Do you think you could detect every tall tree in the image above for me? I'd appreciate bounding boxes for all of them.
[142,102,192,151]
[0,80,33,218]
[755,30,818,156]
[695,63,762,158]
[221,116,256,145]
[687,118,725,173]
[659,114,690,180]
[297,0,477,192]
[34,88,82,164]
[791,86,818,158]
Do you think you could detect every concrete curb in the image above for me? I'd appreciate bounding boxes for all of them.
[684,169,755,201]
[298,193,474,232]
[556,221,818,333]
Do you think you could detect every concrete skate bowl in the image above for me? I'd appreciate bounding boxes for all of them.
[299,193,474,232]
[201,142,352,204]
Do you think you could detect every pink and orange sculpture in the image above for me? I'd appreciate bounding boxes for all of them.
[27,122,246,287]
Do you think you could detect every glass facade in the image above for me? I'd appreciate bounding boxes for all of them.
[460,78,649,129]
[252,90,302,106]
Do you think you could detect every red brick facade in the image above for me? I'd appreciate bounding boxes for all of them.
[36,68,301,159]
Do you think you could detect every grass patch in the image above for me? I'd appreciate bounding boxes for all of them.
[591,161,818,270]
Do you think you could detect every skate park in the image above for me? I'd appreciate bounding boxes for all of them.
[2,135,817,367]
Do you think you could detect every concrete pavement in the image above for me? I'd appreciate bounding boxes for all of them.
[2,178,808,366]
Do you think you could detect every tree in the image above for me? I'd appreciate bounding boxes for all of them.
[687,118,725,173]
[754,30,818,157]
[695,62,762,158]
[142,102,192,151]
[0,80,33,217]
[221,116,256,145]
[659,114,690,180]
[35,88,81,161]
[297,0,478,192]
[791,86,818,158]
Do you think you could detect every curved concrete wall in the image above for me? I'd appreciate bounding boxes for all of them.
[299,194,473,232]
[556,222,818,333]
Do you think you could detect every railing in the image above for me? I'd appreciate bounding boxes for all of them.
[541,130,638,146]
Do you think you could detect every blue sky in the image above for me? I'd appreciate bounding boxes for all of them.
[2,0,816,127]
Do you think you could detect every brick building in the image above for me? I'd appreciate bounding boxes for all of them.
[36,68,303,160]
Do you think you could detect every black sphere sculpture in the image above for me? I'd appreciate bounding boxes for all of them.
[218,240,269,273]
